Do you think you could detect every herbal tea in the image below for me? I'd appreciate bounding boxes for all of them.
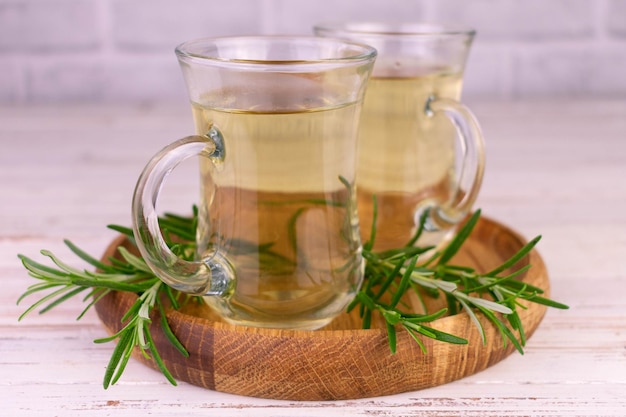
[356,69,463,250]
[191,98,363,329]
[131,36,375,330]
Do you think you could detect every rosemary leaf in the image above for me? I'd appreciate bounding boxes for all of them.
[437,209,481,265]
[64,239,117,273]
[486,235,541,276]
[386,322,397,353]
[158,299,189,357]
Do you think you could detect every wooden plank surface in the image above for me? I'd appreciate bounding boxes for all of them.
[2,100,625,416]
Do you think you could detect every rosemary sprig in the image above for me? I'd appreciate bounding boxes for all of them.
[17,212,197,388]
[352,206,569,354]
[16,204,568,388]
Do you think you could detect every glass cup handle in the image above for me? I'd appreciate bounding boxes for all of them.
[418,95,486,231]
[131,132,235,296]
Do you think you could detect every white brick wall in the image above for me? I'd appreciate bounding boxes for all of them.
[1,0,625,103]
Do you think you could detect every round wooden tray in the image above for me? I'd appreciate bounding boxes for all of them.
[94,216,549,401]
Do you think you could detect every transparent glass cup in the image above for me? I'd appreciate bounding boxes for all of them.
[314,23,486,253]
[132,37,377,330]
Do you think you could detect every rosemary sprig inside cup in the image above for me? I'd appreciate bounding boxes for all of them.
[16,204,568,388]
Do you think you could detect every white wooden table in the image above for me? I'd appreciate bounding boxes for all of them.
[2,100,625,416]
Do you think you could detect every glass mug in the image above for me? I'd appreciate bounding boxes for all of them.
[314,23,486,252]
[132,37,377,330]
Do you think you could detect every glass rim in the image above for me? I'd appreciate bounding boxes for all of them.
[313,22,476,38]
[175,35,378,66]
